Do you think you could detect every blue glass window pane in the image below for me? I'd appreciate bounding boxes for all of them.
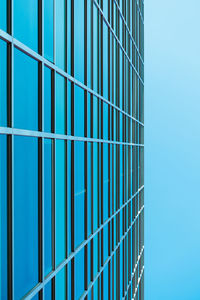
[14,136,38,299]
[44,0,54,61]
[56,74,65,134]
[74,142,85,249]
[74,0,84,83]
[103,225,108,263]
[67,81,71,135]
[44,280,52,300]
[0,0,6,31]
[75,248,84,299]
[93,143,98,231]
[103,22,108,99]
[0,135,7,300]
[14,0,38,51]
[103,144,108,222]
[55,140,65,266]
[0,40,7,127]
[103,102,108,140]
[56,268,66,299]
[74,85,84,137]
[93,6,98,93]
[67,0,71,73]
[44,67,52,133]
[93,96,98,139]
[14,48,38,130]
[103,265,108,299]
[87,143,92,237]
[44,139,52,276]
[56,0,65,69]
[67,142,71,256]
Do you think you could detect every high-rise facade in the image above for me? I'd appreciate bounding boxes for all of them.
[0,0,144,299]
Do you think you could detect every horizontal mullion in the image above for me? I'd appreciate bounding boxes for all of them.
[93,0,144,86]
[132,265,145,299]
[79,205,145,299]
[22,187,144,299]
[0,127,144,147]
[113,0,144,62]
[122,246,144,300]
[0,30,144,127]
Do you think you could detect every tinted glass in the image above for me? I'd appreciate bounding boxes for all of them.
[56,74,65,134]
[14,48,38,130]
[55,140,65,265]
[55,0,65,69]
[0,40,7,127]
[44,139,52,276]
[74,141,85,248]
[0,135,7,300]
[0,0,6,31]
[44,0,54,61]
[74,85,84,137]
[14,0,38,51]
[14,136,38,299]
[44,66,52,133]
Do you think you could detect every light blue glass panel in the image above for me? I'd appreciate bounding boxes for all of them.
[67,262,71,299]
[87,143,92,236]
[0,40,7,127]
[14,136,38,299]
[67,0,71,73]
[67,141,71,256]
[44,139,52,276]
[67,81,71,135]
[87,0,91,88]
[14,48,38,130]
[93,234,98,277]
[74,85,84,137]
[14,0,38,51]
[103,225,108,263]
[103,143,108,222]
[93,96,98,139]
[103,102,108,140]
[44,0,54,61]
[56,0,65,69]
[0,0,6,31]
[56,74,65,134]
[0,135,7,300]
[44,280,52,300]
[103,22,108,100]
[75,248,84,299]
[93,6,98,92]
[103,265,108,299]
[55,140,65,266]
[44,66,52,133]
[93,143,98,231]
[74,0,84,83]
[56,268,66,299]
[74,142,85,249]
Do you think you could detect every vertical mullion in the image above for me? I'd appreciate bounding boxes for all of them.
[51,70,56,300]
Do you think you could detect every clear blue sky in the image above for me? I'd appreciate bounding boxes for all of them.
[145,0,200,299]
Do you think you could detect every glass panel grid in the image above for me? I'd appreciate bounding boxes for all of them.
[0,0,144,299]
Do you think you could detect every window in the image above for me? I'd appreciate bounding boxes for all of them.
[14,49,38,131]
[0,40,7,127]
[14,136,38,299]
[14,0,38,51]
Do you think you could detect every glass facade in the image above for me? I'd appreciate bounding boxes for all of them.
[0,0,144,299]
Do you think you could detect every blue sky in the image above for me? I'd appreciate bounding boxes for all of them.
[145,0,200,299]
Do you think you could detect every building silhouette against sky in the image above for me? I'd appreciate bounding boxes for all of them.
[0,0,144,299]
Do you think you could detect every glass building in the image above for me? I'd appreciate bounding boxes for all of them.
[0,0,144,299]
